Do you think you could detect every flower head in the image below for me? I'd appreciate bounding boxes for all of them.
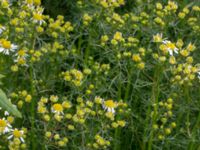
[0,118,12,134]
[162,40,178,56]
[0,39,18,55]
[153,33,163,42]
[52,103,64,115]
[32,7,45,25]
[103,99,117,114]
[8,129,24,142]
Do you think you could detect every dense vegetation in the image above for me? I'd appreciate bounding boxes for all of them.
[0,0,199,149]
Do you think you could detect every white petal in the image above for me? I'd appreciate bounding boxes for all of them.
[4,111,9,116]
[162,40,169,44]
[7,135,13,140]
[168,49,173,56]
[20,137,25,143]
[0,48,4,52]
[174,48,178,54]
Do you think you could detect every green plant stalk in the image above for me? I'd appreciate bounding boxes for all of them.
[124,66,136,102]
[30,32,36,150]
[30,65,36,150]
[144,65,162,150]
[188,111,200,150]
[114,65,122,150]
[184,85,191,137]
[188,86,200,150]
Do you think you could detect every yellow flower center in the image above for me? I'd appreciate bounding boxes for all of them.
[33,13,43,21]
[13,129,22,138]
[52,104,63,112]
[104,100,116,108]
[114,32,122,41]
[166,43,176,50]
[0,119,7,128]
[18,50,26,56]
[2,40,11,49]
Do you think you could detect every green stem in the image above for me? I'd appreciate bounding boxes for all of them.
[114,64,122,150]
[144,65,162,150]
[184,85,191,137]
[188,111,200,150]
[30,31,36,150]
[124,66,136,102]
[30,66,36,149]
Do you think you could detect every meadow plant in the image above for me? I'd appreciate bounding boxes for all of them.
[0,0,199,149]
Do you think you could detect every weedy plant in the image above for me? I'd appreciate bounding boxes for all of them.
[0,0,199,149]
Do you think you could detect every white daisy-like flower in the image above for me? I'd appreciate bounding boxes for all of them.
[0,39,18,55]
[0,118,12,134]
[32,7,45,25]
[51,103,64,115]
[153,33,163,42]
[14,49,29,66]
[8,129,24,142]
[162,40,178,56]
[102,99,117,114]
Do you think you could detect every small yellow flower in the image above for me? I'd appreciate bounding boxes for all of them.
[153,33,163,42]
[113,31,123,41]
[52,103,63,114]
[132,54,141,62]
[62,101,72,109]
[0,119,7,128]
[103,100,117,113]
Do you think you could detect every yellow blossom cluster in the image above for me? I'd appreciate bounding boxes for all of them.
[61,69,84,87]
[151,98,176,141]
[10,90,32,109]
[36,95,128,148]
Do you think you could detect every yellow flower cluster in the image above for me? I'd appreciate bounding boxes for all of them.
[111,31,124,45]
[151,98,176,141]
[10,90,32,109]
[89,134,110,149]
[48,15,74,38]
[36,95,128,148]
[61,69,84,87]
[97,0,125,8]
[83,13,93,26]
[0,108,27,150]
[152,37,198,85]
[132,48,146,70]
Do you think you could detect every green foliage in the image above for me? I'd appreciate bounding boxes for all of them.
[0,89,22,118]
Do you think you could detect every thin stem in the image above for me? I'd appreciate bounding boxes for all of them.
[144,64,162,150]
[30,32,36,150]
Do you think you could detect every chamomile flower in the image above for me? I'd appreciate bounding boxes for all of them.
[8,129,24,142]
[102,99,117,114]
[32,7,45,25]
[51,103,64,115]
[162,40,178,56]
[153,33,163,42]
[14,49,29,66]
[0,118,12,134]
[0,39,18,55]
